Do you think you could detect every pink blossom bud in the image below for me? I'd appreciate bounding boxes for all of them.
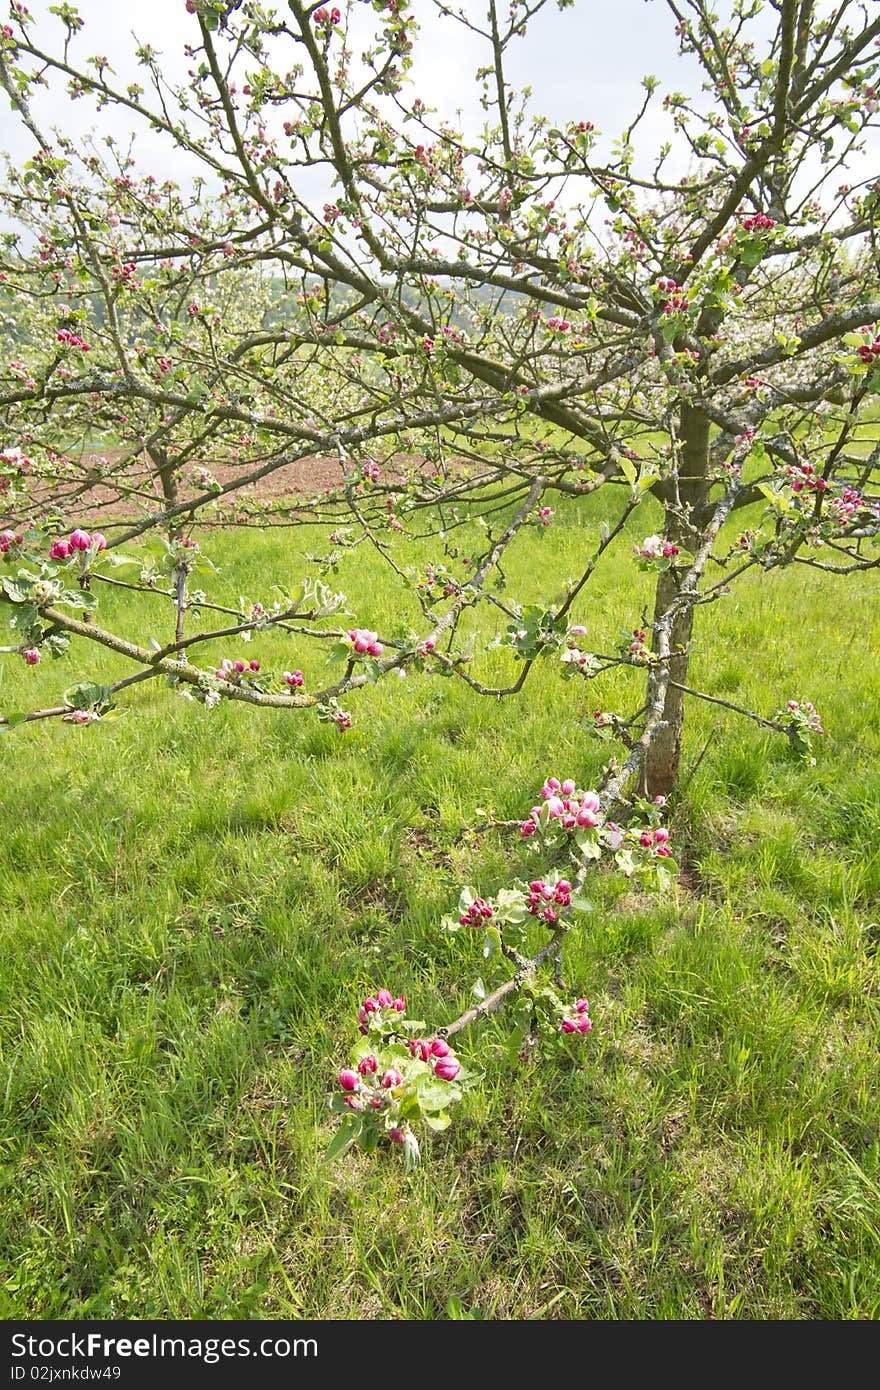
[393,997,406,1012]
[561,1019,578,1033]
[49,539,72,559]
[233,660,246,673]
[388,1126,406,1144]
[575,998,590,1014]
[362,996,378,1014]
[654,827,670,844]
[546,795,565,818]
[69,528,92,551]
[24,648,40,666]
[376,988,394,1008]
[561,778,577,796]
[381,1068,403,1089]
[249,660,260,672]
[430,1038,450,1058]
[338,1069,359,1092]
[284,670,304,687]
[357,1055,378,1075]
[576,808,599,827]
[91,533,107,552]
[434,1057,461,1082]
[580,791,601,814]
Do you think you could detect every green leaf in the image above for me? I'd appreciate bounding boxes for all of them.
[422,1110,451,1132]
[1,576,34,604]
[323,1115,362,1163]
[357,1122,380,1154]
[575,828,602,859]
[417,1080,461,1111]
[62,682,112,711]
[618,455,637,487]
[0,711,30,731]
[482,925,502,959]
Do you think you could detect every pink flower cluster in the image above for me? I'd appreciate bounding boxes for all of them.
[741,213,775,232]
[656,278,688,314]
[56,328,90,351]
[546,316,571,333]
[634,534,680,560]
[459,896,493,927]
[335,710,352,731]
[827,487,875,524]
[347,628,383,657]
[537,506,553,525]
[521,777,602,837]
[527,877,572,924]
[63,709,94,725]
[361,459,381,481]
[215,657,261,679]
[857,335,880,365]
[560,998,592,1035]
[785,699,824,734]
[50,528,106,559]
[563,623,594,671]
[358,987,406,1035]
[284,669,304,687]
[629,628,650,660]
[313,5,340,25]
[639,827,672,857]
[408,1036,461,1082]
[338,1053,404,1110]
[786,463,828,494]
[0,529,22,552]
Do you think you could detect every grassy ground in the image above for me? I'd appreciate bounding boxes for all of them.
[1,489,878,1319]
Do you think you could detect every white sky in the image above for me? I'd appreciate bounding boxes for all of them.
[1,0,877,206]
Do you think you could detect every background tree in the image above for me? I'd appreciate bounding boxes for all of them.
[1,0,878,803]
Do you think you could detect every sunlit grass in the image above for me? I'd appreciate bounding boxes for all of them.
[0,488,878,1318]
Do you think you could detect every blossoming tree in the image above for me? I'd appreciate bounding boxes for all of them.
[1,0,878,1157]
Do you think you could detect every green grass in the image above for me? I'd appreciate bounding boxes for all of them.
[1,489,878,1319]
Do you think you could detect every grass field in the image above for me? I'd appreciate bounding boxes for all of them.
[1,487,879,1319]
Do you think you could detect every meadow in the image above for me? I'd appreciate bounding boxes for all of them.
[1,486,878,1319]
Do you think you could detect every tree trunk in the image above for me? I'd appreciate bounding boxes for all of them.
[149,444,179,529]
[644,404,711,798]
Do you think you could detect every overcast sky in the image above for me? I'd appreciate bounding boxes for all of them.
[1,0,876,203]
